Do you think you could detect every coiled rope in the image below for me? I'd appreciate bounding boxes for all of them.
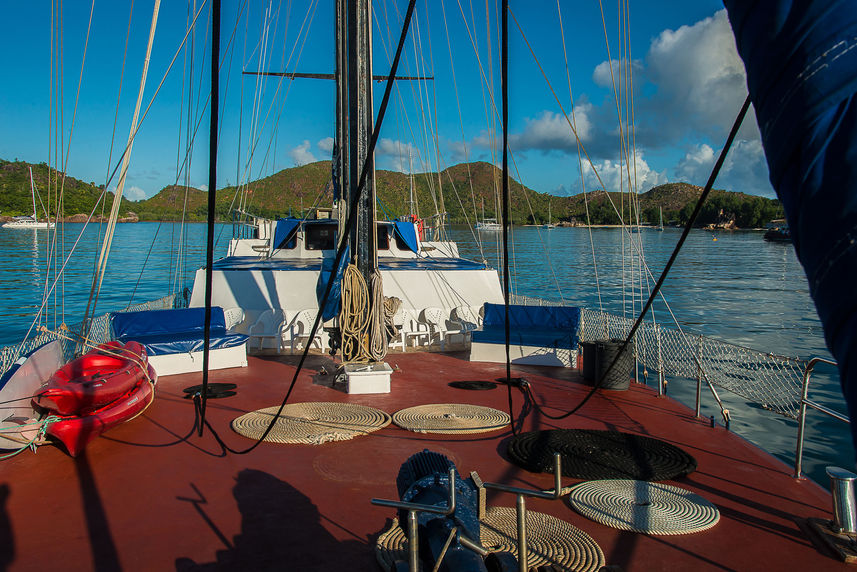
[340,263,371,363]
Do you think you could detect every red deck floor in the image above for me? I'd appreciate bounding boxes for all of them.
[0,352,848,571]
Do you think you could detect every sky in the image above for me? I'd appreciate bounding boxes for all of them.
[0,1,775,205]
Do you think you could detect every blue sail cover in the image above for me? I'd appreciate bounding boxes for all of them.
[273,218,301,250]
[393,221,419,254]
[316,245,349,321]
[724,1,857,450]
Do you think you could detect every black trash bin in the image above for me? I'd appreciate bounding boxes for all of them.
[583,338,634,390]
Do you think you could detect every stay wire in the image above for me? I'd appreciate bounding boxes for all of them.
[526,94,752,421]
[192,0,419,454]
[501,0,516,436]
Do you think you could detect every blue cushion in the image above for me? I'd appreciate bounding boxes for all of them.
[112,307,228,340]
[482,303,580,330]
[142,331,249,356]
[475,304,580,348]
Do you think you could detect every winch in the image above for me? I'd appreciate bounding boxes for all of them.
[374,449,517,572]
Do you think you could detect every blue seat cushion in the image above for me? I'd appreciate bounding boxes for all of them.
[475,303,580,348]
[141,331,249,356]
[113,307,228,339]
[111,307,248,356]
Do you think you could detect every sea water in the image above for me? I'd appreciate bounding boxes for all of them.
[0,222,850,485]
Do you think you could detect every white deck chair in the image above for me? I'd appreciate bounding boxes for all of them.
[420,307,449,349]
[400,308,431,348]
[282,309,326,354]
[247,309,287,351]
[449,305,481,344]
[222,307,246,331]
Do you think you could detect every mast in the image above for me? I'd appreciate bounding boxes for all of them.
[408,148,415,215]
[337,0,380,362]
[29,167,37,220]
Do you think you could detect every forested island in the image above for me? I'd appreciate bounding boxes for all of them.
[0,158,783,229]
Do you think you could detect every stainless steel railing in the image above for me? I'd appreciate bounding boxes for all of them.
[794,357,849,478]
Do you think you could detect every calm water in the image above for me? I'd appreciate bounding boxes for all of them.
[0,222,851,485]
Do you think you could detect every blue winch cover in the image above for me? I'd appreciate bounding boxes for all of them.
[724,1,857,451]
[273,218,301,250]
[111,307,248,356]
[473,303,580,348]
[393,221,419,254]
[316,245,349,321]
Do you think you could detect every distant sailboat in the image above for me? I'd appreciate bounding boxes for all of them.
[542,200,556,229]
[476,196,501,230]
[2,167,54,230]
[657,206,664,231]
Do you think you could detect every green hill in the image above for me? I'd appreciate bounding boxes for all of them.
[0,159,136,220]
[0,158,784,229]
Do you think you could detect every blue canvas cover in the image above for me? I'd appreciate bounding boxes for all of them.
[474,303,580,348]
[273,218,300,250]
[393,221,419,254]
[112,307,227,339]
[316,245,349,321]
[111,307,248,356]
[724,1,857,450]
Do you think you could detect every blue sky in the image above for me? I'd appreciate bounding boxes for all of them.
[0,1,773,203]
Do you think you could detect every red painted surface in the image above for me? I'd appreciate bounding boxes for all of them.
[0,352,847,570]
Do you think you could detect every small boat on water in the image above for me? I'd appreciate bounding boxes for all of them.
[44,365,157,457]
[1,166,54,230]
[33,341,149,416]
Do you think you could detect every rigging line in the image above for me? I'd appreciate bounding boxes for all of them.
[102,1,209,199]
[42,0,94,334]
[501,0,517,436]
[18,188,112,346]
[101,0,135,301]
[236,0,318,211]
[533,95,752,422]
[247,0,320,200]
[506,8,625,235]
[195,0,419,455]
[556,0,605,318]
[441,0,485,257]
[509,5,663,304]
[83,0,162,337]
[198,0,222,435]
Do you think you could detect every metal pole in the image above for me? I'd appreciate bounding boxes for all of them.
[657,325,664,396]
[695,335,703,417]
[516,494,527,572]
[407,509,419,572]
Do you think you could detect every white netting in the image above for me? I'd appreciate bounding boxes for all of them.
[0,292,184,380]
[510,296,807,419]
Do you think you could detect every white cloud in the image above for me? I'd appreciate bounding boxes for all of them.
[317,137,334,154]
[375,138,420,172]
[592,59,644,91]
[289,140,316,166]
[510,107,593,153]
[581,153,668,193]
[676,139,773,196]
[642,9,757,142]
[197,184,209,192]
[124,185,148,201]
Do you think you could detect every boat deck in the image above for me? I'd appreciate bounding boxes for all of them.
[0,351,847,571]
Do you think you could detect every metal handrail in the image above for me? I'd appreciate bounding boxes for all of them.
[482,453,564,572]
[794,357,847,478]
[371,468,457,572]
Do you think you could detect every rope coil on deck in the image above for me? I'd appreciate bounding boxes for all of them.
[231,402,391,444]
[375,507,605,571]
[507,429,697,481]
[567,479,720,535]
[391,404,510,434]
